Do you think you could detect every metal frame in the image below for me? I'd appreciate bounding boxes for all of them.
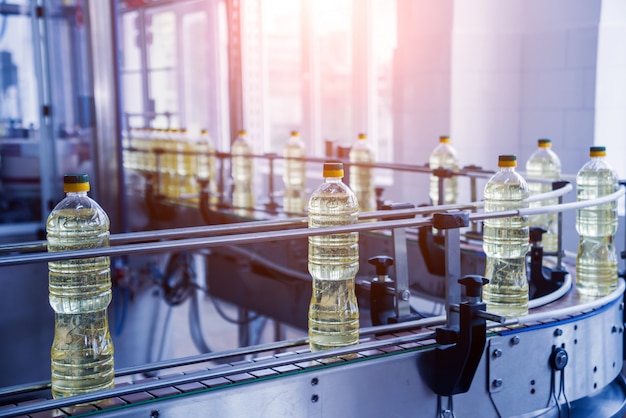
[86,0,124,232]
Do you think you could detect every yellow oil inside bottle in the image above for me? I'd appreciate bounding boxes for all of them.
[47,205,114,399]
[307,167,359,352]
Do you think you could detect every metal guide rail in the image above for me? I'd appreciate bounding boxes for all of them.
[0,280,623,417]
[0,181,598,267]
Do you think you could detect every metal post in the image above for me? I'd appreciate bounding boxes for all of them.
[392,227,411,319]
[445,226,461,328]
[85,0,123,232]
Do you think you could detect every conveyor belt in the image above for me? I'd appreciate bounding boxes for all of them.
[1,280,623,418]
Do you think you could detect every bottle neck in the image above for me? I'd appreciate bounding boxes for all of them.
[66,191,88,197]
[324,176,342,183]
[498,166,516,172]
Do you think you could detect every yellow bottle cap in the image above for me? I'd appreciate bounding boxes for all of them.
[323,162,344,178]
[291,131,299,137]
[239,129,247,136]
[63,174,90,193]
[498,154,517,168]
[358,133,367,140]
[590,146,606,157]
[537,138,552,148]
[439,135,450,143]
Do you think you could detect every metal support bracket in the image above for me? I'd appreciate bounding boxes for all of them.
[433,211,469,328]
[381,203,415,320]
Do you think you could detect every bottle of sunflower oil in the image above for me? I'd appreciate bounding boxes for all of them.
[525,138,561,252]
[46,174,114,399]
[308,162,360,352]
[349,133,376,212]
[196,129,218,204]
[575,146,619,297]
[482,155,530,317]
[428,135,459,205]
[231,129,254,211]
[283,131,306,214]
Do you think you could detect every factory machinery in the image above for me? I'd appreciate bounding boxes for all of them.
[0,177,625,418]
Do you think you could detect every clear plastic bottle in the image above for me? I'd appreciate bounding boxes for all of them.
[231,129,254,210]
[196,129,218,204]
[155,128,169,196]
[46,174,114,399]
[575,146,619,297]
[429,135,459,205]
[308,162,360,352]
[349,133,376,212]
[283,131,306,214]
[482,155,530,317]
[525,138,561,252]
[121,127,131,171]
[176,128,195,198]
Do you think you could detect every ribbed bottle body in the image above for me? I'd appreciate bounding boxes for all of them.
[429,142,459,205]
[526,145,561,252]
[308,176,359,352]
[482,165,530,317]
[575,155,619,296]
[50,310,114,398]
[349,138,375,212]
[46,190,114,399]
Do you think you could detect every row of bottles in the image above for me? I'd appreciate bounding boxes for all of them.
[46,164,362,383]
[122,127,217,201]
[123,128,380,215]
[45,143,619,386]
[483,144,620,318]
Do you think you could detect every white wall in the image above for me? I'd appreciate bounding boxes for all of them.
[448,0,617,255]
[451,0,601,177]
[391,0,453,205]
[596,0,626,180]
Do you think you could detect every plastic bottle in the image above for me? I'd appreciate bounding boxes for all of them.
[575,146,619,297]
[196,129,218,204]
[155,128,169,196]
[283,131,306,214]
[525,138,561,252]
[482,155,530,317]
[429,135,459,205]
[176,128,195,198]
[349,133,376,212]
[46,174,114,399]
[231,129,254,210]
[308,162,360,352]
[121,127,131,171]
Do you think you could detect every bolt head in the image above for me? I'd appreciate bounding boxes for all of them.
[511,336,520,345]
[493,348,503,358]
[492,379,503,388]
[401,290,410,301]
